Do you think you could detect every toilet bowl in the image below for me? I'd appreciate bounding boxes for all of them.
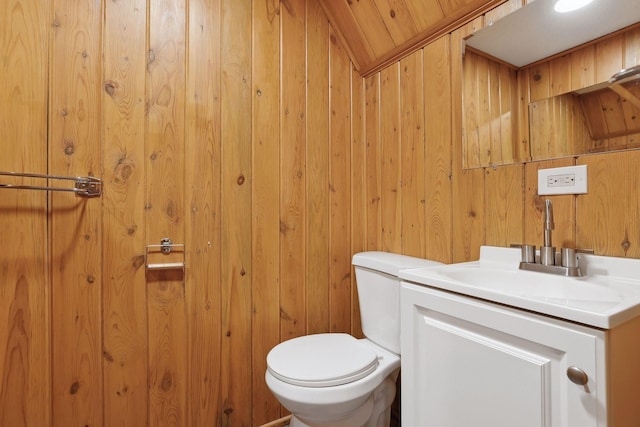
[266,333,399,427]
[265,252,442,427]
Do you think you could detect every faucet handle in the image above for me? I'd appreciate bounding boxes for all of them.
[561,248,578,268]
[540,246,556,266]
[521,244,536,263]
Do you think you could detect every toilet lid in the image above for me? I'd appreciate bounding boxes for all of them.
[267,333,379,387]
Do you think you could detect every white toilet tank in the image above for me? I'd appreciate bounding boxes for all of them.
[352,252,442,355]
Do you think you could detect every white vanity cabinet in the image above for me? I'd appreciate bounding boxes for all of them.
[401,281,640,427]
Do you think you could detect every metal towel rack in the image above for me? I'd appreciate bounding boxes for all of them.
[0,171,102,197]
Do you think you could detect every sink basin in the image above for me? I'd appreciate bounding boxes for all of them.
[437,265,639,309]
[399,246,640,328]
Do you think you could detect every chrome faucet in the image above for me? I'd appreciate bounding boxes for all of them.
[518,199,584,277]
[540,199,555,266]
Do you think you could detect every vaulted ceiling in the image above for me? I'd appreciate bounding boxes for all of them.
[317,0,505,76]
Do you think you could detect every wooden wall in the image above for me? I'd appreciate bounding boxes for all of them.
[0,0,361,426]
[358,2,640,267]
[0,2,50,427]
[2,1,640,426]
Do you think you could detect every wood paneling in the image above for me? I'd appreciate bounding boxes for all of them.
[252,0,281,421]
[146,1,188,425]
[365,74,383,250]
[1,0,359,426]
[220,0,252,423]
[0,1,50,426]
[463,50,520,168]
[373,0,421,45]
[595,34,624,83]
[461,0,523,169]
[580,85,640,145]
[519,27,640,160]
[306,0,330,337]
[357,28,458,262]
[329,27,353,333]
[49,0,103,426]
[578,151,640,258]
[624,27,640,67]
[400,51,427,258]
[529,94,592,158]
[3,1,640,427]
[424,36,454,264]
[484,165,524,247]
[317,0,505,74]
[452,18,486,262]
[571,45,596,91]
[351,71,366,337]
[102,0,149,425]
[380,64,402,253]
[185,0,222,424]
[280,0,307,344]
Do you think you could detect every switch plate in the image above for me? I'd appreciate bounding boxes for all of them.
[538,165,588,195]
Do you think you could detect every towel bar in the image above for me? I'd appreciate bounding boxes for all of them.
[0,170,101,197]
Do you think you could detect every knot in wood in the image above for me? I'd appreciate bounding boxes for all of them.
[64,141,75,156]
[104,80,118,97]
[69,381,80,395]
[161,371,173,391]
[621,237,631,253]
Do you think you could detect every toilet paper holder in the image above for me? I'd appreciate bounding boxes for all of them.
[145,238,185,272]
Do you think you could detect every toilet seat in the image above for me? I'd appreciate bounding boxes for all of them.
[267,333,379,388]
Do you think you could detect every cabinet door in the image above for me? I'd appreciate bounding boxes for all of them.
[401,282,606,427]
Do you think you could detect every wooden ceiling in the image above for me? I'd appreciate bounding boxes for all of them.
[317,0,506,76]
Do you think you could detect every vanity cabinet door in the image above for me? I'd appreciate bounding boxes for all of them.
[401,282,607,427]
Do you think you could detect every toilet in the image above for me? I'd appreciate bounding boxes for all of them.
[265,251,442,427]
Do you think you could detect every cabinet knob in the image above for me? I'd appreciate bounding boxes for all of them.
[567,366,588,385]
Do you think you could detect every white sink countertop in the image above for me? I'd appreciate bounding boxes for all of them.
[399,246,640,329]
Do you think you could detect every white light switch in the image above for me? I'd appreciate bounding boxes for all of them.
[538,165,588,195]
